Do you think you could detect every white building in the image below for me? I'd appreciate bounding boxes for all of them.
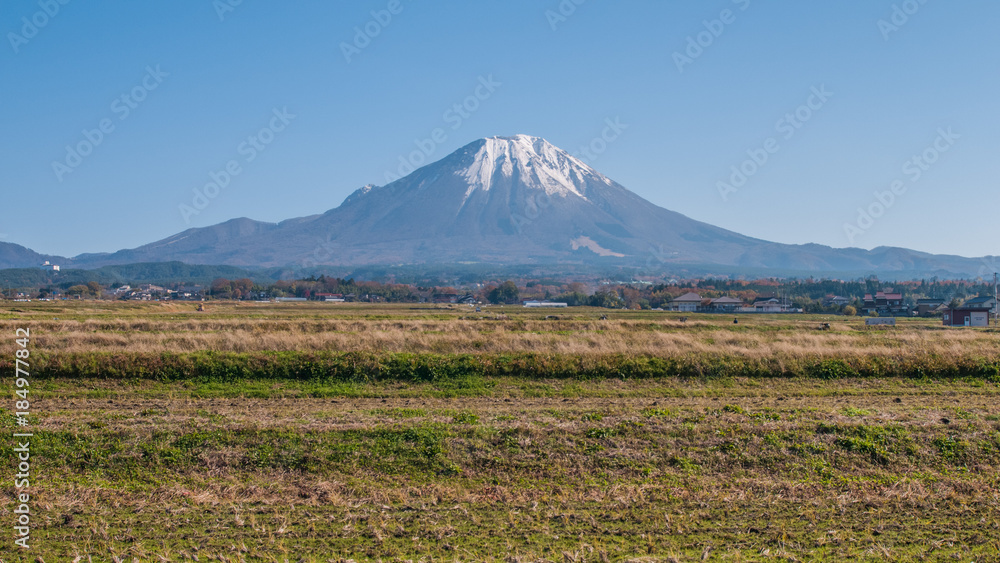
[667,292,702,312]
[523,301,568,308]
[710,296,743,311]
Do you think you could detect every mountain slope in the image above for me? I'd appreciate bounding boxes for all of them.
[0,242,66,270]
[236,135,775,267]
[74,217,286,268]
[23,134,996,276]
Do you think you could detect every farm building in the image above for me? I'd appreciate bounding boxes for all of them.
[667,292,702,312]
[942,307,991,327]
[710,296,743,312]
[523,301,568,308]
[916,298,946,316]
[432,292,459,303]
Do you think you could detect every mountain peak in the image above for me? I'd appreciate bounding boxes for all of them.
[459,134,598,199]
[342,183,378,206]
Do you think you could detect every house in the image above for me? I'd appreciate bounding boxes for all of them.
[862,289,907,316]
[710,296,743,312]
[943,306,991,327]
[457,293,477,305]
[314,293,345,302]
[40,261,60,272]
[171,286,205,301]
[117,283,174,301]
[962,295,997,312]
[667,292,702,312]
[823,295,851,307]
[744,296,802,313]
[752,297,785,313]
[915,298,946,316]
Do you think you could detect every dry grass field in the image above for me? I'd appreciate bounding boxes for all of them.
[2,301,999,361]
[1,301,998,561]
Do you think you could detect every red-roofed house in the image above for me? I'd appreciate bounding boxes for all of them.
[863,289,907,316]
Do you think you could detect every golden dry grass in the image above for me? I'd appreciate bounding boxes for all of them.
[2,301,998,363]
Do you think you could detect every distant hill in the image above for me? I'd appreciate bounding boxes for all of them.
[0,242,66,270]
[0,262,275,288]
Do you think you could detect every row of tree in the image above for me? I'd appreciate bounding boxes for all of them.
[11,275,995,312]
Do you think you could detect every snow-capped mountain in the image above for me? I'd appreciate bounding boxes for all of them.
[459,135,592,199]
[2,135,991,276]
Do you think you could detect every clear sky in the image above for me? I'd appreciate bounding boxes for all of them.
[2,0,998,258]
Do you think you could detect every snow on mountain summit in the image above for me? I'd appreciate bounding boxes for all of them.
[458,134,601,200]
[341,183,378,206]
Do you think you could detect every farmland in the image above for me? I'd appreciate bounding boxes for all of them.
[1,301,998,561]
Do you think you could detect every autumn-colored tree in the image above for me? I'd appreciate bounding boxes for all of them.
[87,281,103,297]
[210,278,233,299]
[66,285,89,297]
[488,281,520,304]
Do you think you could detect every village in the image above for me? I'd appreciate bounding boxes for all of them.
[7,269,997,327]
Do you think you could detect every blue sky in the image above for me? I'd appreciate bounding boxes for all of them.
[2,0,997,259]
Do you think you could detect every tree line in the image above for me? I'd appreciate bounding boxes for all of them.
[7,274,995,311]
